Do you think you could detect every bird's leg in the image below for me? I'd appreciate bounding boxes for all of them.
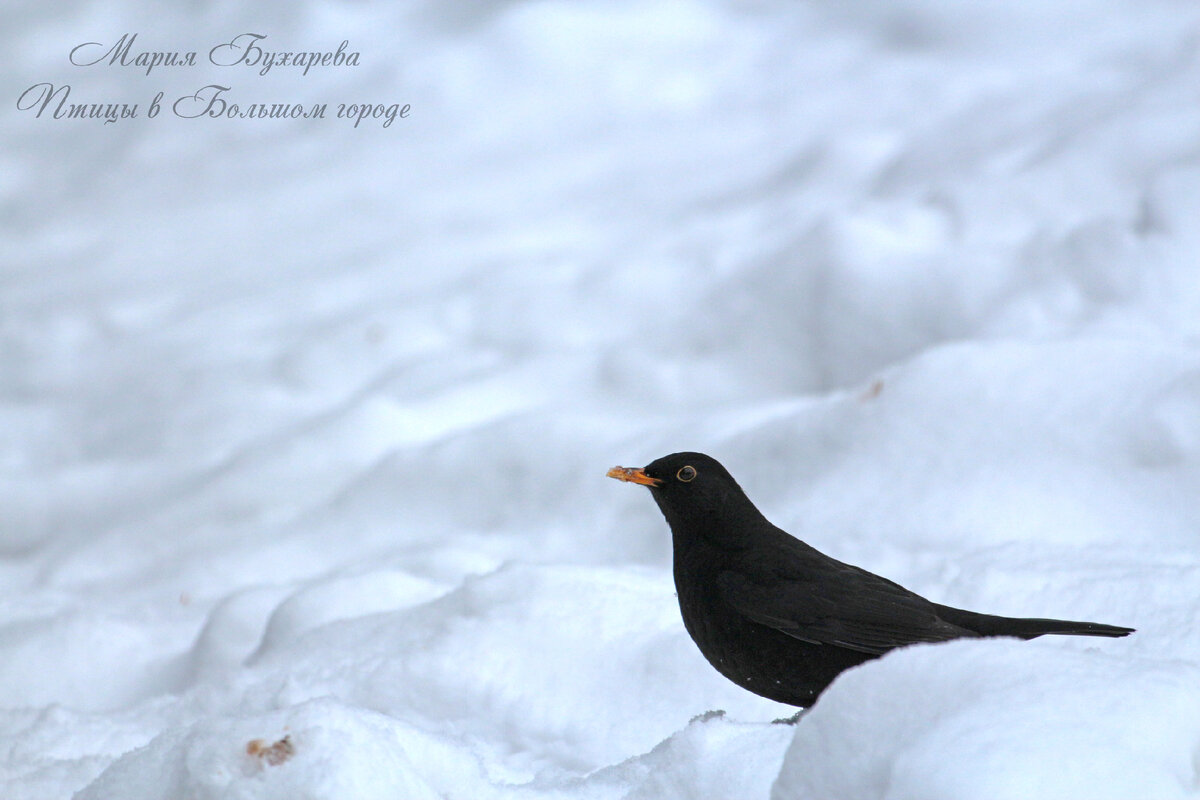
[772,708,809,725]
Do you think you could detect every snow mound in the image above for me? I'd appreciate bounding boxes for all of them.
[774,640,1200,800]
[75,698,442,800]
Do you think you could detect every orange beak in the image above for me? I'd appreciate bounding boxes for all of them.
[607,465,662,487]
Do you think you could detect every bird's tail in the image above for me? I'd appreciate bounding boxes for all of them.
[933,604,1134,639]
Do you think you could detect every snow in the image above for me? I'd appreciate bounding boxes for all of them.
[5,0,1200,798]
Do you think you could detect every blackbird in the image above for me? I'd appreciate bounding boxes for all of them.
[608,452,1134,709]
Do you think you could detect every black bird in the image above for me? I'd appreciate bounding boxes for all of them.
[608,452,1133,709]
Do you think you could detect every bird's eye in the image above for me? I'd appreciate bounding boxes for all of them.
[677,466,697,482]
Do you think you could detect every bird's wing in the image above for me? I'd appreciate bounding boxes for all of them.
[716,561,975,655]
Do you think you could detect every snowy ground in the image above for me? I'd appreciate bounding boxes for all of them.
[5,1,1200,798]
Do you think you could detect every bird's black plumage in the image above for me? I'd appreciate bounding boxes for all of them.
[608,452,1134,708]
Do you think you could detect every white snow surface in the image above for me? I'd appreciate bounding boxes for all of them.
[5,1,1200,798]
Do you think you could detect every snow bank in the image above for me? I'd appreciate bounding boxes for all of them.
[774,640,1200,800]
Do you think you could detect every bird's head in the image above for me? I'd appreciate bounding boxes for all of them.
[607,452,767,547]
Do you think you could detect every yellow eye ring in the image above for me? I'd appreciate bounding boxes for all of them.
[677,466,696,482]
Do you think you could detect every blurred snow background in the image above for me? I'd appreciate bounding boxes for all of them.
[4,0,1200,797]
